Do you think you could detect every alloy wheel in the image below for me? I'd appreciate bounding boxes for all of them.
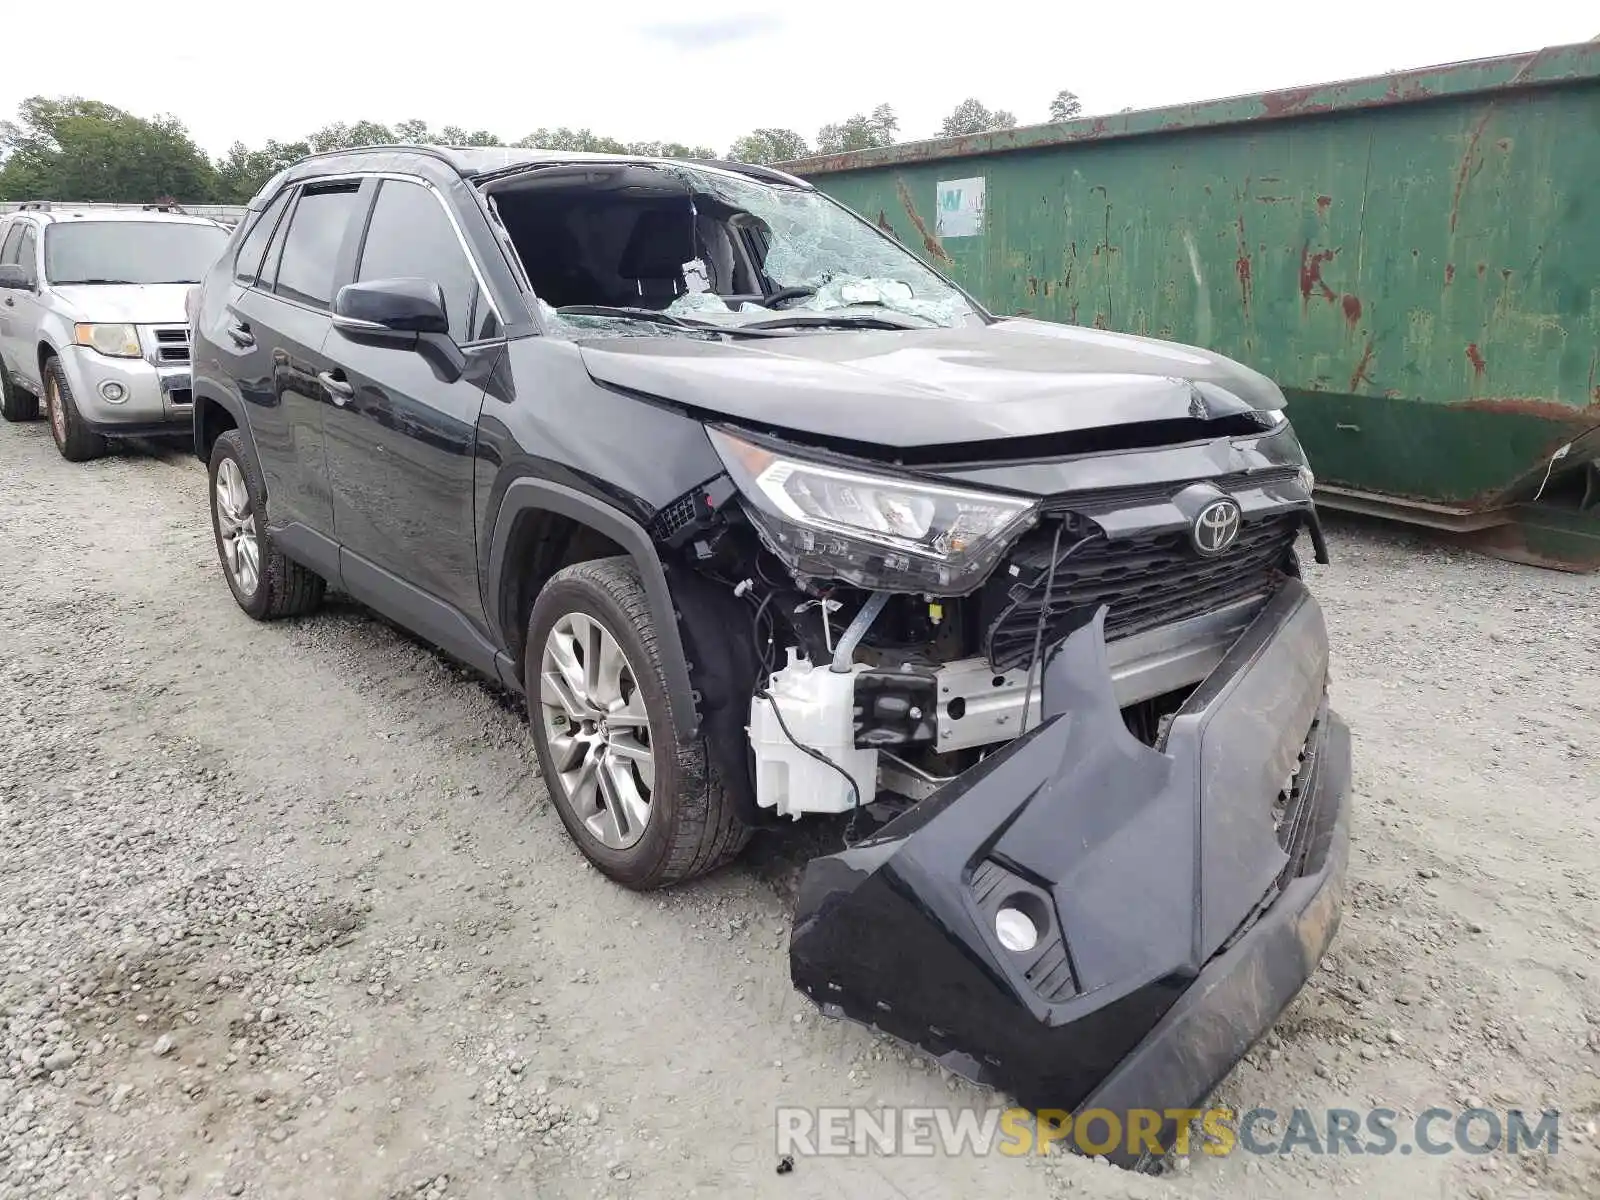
[214,457,261,596]
[538,612,656,849]
[46,376,66,444]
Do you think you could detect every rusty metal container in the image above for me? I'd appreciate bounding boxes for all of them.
[786,42,1600,569]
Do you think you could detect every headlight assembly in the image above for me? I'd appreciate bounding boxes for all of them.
[73,323,142,358]
[708,428,1038,594]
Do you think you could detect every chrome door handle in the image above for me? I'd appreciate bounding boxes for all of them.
[318,371,355,403]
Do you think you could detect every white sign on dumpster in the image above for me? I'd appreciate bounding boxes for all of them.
[935,177,986,238]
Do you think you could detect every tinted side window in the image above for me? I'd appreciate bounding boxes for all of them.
[356,180,482,343]
[273,182,363,309]
[234,190,293,285]
[0,222,24,266]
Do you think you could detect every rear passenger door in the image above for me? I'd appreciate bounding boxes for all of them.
[321,177,503,633]
[0,219,23,378]
[1,223,45,392]
[226,178,369,543]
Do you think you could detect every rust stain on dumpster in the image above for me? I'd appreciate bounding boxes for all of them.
[1349,340,1376,391]
[1466,343,1488,376]
[1235,216,1253,315]
[1449,109,1495,233]
[895,178,953,265]
[1299,244,1338,308]
[1459,396,1600,425]
[1341,295,1362,329]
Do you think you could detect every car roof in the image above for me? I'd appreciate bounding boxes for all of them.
[278,143,812,189]
[7,209,223,228]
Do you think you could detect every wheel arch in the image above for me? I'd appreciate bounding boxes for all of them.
[191,388,259,469]
[488,477,701,741]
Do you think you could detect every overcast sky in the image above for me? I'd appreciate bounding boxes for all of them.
[5,1,1594,156]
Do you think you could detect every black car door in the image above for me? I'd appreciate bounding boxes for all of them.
[321,177,503,639]
[225,178,370,542]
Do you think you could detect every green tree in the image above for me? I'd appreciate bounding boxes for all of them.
[0,97,215,203]
[513,127,629,153]
[815,105,898,154]
[212,137,313,204]
[437,126,503,147]
[938,98,1017,138]
[1048,89,1083,123]
[623,140,717,159]
[727,128,810,164]
[305,120,396,153]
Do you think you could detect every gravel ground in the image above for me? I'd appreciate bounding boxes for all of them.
[1,422,1597,1200]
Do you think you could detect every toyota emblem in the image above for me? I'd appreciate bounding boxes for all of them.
[1191,498,1242,556]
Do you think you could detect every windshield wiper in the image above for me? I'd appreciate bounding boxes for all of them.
[53,278,141,285]
[554,305,707,329]
[553,304,783,338]
[736,312,931,332]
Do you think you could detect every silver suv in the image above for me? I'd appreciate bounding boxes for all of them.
[0,203,230,460]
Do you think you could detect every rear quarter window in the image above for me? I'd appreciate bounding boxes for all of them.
[234,190,293,286]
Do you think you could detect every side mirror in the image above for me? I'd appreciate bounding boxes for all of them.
[333,278,450,339]
[0,264,32,291]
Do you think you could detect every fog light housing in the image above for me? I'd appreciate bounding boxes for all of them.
[99,381,127,404]
[994,906,1039,953]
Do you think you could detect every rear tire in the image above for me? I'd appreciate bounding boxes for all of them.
[43,358,106,461]
[208,429,325,620]
[525,556,749,889]
[0,363,39,422]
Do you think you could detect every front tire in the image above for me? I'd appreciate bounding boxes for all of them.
[0,362,39,422]
[208,429,325,620]
[526,557,749,889]
[43,359,105,460]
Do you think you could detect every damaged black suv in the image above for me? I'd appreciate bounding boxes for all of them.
[189,145,1351,1161]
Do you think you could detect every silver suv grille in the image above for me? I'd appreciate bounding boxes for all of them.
[151,327,190,364]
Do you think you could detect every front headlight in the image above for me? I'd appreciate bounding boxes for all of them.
[74,323,142,358]
[709,428,1038,595]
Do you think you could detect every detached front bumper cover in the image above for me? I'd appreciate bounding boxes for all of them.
[789,579,1351,1167]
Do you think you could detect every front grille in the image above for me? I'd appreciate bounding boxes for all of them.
[153,327,190,364]
[1038,465,1302,515]
[983,512,1301,672]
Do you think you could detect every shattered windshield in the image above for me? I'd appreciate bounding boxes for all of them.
[516,163,979,340]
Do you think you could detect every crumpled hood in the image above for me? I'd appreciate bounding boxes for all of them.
[50,284,191,325]
[577,317,1285,448]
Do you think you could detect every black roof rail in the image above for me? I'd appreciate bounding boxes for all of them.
[18,201,53,211]
[291,143,464,171]
[143,202,187,214]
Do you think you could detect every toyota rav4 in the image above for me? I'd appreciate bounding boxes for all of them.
[188,145,1351,1163]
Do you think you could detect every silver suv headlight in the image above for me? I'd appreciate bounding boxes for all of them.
[73,323,142,358]
[708,427,1038,595]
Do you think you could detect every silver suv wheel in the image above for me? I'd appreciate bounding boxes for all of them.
[538,611,655,849]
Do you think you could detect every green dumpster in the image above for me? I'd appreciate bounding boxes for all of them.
[787,41,1600,570]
